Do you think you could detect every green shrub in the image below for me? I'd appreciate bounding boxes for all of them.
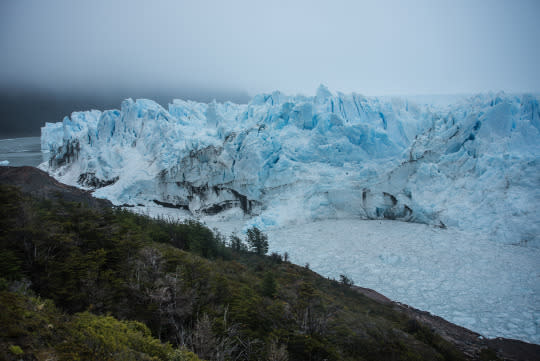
[167,347,203,361]
[61,312,172,360]
[9,345,23,355]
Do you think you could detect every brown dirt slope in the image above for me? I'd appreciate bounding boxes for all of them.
[0,166,112,208]
[355,286,540,361]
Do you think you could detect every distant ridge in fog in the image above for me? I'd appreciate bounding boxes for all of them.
[0,88,250,138]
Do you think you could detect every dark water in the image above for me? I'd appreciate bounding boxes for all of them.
[0,137,44,167]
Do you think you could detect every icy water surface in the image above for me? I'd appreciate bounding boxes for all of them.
[0,137,43,167]
[265,219,540,344]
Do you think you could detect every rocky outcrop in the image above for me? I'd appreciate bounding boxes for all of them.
[0,166,112,208]
[78,172,119,189]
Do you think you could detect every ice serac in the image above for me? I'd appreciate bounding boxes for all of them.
[40,87,540,245]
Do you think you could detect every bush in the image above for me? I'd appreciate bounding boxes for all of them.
[339,274,354,288]
[61,312,172,360]
[9,345,23,355]
[168,347,203,361]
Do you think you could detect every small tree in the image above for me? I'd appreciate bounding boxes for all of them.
[246,227,268,255]
[339,274,354,288]
[229,234,247,252]
[261,272,277,298]
[269,252,283,264]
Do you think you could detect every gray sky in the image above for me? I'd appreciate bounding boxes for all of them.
[1,0,539,98]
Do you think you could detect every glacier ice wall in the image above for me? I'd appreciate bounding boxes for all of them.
[40,86,540,245]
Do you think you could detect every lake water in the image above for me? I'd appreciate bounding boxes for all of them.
[0,137,43,167]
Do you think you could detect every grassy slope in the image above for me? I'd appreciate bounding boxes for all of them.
[0,183,473,361]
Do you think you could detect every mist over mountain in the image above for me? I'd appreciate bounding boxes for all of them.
[0,87,250,138]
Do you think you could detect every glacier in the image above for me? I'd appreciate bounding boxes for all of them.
[39,86,540,343]
[41,86,540,246]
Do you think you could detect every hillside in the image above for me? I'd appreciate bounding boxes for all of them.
[0,166,539,360]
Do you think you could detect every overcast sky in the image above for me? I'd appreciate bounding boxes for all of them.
[1,0,539,99]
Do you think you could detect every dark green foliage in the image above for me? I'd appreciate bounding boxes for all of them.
[478,348,501,361]
[339,273,354,288]
[0,185,471,361]
[246,226,269,255]
[0,250,22,280]
[405,319,466,361]
[261,271,277,298]
[287,334,338,361]
[0,290,200,361]
[269,252,283,264]
[229,233,248,252]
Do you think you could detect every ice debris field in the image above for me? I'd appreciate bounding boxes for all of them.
[266,220,540,344]
[40,87,540,343]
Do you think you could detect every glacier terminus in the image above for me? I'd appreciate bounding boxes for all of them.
[40,87,540,343]
[41,86,540,246]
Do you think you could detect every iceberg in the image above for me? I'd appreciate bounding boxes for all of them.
[40,86,540,245]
